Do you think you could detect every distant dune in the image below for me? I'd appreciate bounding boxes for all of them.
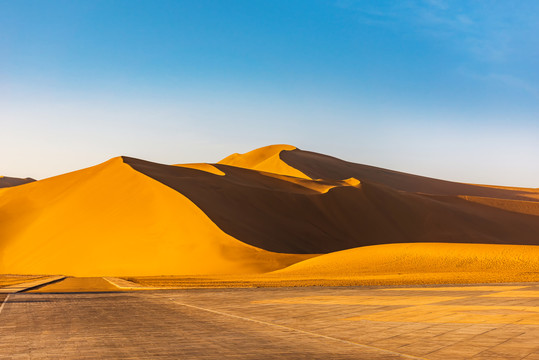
[273,243,539,280]
[0,176,35,188]
[0,145,537,280]
[126,156,539,254]
[280,148,539,201]
[219,144,310,179]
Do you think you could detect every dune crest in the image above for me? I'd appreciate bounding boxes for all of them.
[174,163,225,176]
[218,144,310,179]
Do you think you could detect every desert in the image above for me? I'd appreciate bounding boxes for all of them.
[2,143,538,360]
[1,144,537,282]
[2,1,538,358]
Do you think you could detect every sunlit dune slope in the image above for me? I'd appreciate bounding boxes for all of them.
[280,148,539,201]
[125,157,539,255]
[273,243,539,278]
[218,144,310,179]
[0,158,311,276]
[127,242,539,287]
[0,176,35,188]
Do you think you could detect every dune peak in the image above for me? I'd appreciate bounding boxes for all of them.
[218,144,309,179]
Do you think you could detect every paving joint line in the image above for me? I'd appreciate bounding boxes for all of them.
[169,298,430,360]
[0,294,10,316]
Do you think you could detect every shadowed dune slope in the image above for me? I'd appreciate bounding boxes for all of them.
[273,243,539,278]
[280,149,539,201]
[457,196,539,216]
[0,176,35,188]
[0,157,311,276]
[124,157,539,255]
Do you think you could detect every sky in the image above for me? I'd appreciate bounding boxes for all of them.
[1,0,538,187]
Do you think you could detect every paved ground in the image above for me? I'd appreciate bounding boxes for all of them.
[0,278,538,359]
[28,277,119,293]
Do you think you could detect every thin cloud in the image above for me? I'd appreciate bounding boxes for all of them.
[458,67,539,100]
[336,1,538,63]
[423,0,448,11]
[487,73,539,99]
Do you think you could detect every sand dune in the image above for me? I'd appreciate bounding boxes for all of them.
[279,148,539,201]
[274,242,539,276]
[0,176,35,188]
[0,145,537,279]
[218,144,310,179]
[0,157,310,276]
[127,242,539,286]
[126,156,539,254]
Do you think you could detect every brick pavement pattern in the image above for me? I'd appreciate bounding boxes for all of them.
[1,279,538,359]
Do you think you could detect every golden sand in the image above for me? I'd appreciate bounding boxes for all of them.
[0,275,45,288]
[273,243,539,277]
[0,157,311,276]
[218,144,310,179]
[1,145,538,281]
[124,242,538,288]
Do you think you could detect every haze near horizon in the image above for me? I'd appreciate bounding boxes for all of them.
[1,1,538,187]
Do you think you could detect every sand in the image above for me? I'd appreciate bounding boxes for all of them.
[123,243,539,288]
[125,156,539,255]
[1,144,538,281]
[218,144,310,179]
[271,242,539,282]
[280,148,539,201]
[0,275,45,288]
[0,157,311,276]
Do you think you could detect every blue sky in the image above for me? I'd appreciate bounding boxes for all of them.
[1,0,538,186]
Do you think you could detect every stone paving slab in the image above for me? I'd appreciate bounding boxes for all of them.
[0,276,66,294]
[163,283,539,360]
[0,281,538,359]
[0,292,413,359]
